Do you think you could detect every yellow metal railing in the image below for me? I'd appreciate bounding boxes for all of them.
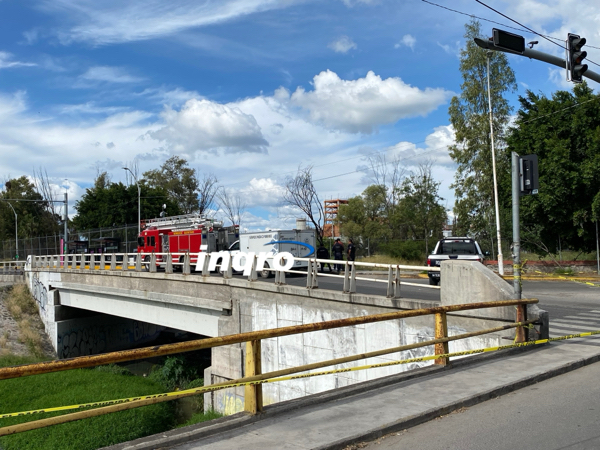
[0,298,538,436]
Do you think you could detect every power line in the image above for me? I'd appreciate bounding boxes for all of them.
[420,0,600,51]
[474,0,600,68]
[517,97,599,125]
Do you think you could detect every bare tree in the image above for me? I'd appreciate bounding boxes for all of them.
[197,173,219,215]
[217,187,246,227]
[366,153,406,209]
[32,167,58,218]
[283,165,324,245]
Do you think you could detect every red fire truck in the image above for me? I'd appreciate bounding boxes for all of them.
[136,214,238,269]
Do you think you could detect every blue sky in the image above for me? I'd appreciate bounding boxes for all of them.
[1,0,598,230]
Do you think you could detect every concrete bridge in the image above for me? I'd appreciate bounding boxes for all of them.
[23,254,547,416]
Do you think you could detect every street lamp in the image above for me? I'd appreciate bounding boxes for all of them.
[487,51,504,276]
[123,167,141,235]
[2,201,18,260]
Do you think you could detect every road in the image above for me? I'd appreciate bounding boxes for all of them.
[354,357,600,450]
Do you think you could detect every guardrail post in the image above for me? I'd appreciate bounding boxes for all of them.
[248,255,258,281]
[165,253,173,274]
[386,266,394,297]
[122,253,128,271]
[98,254,105,271]
[110,254,117,271]
[348,262,356,293]
[201,254,210,277]
[306,260,313,288]
[434,312,449,366]
[275,266,286,285]
[343,262,351,292]
[150,253,157,273]
[244,339,263,414]
[515,303,527,343]
[182,253,191,274]
[393,266,401,298]
[135,253,142,272]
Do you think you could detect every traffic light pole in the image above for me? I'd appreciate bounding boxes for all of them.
[511,152,521,299]
[474,38,600,84]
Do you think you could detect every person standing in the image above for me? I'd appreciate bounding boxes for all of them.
[347,238,356,262]
[316,244,332,273]
[332,238,344,273]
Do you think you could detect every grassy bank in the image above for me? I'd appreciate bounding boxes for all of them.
[0,286,222,449]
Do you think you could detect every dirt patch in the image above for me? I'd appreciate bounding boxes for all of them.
[0,284,55,358]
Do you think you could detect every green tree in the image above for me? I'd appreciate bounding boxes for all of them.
[74,172,180,230]
[505,83,600,256]
[338,185,392,243]
[448,19,517,244]
[395,163,448,255]
[0,176,61,245]
[144,156,217,214]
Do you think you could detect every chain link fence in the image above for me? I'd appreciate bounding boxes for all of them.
[0,224,140,260]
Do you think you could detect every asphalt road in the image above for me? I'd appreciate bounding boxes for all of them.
[355,358,600,450]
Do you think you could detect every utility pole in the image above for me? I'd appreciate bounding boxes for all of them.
[511,152,521,299]
[487,51,504,276]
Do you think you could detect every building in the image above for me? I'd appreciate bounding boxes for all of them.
[323,199,348,238]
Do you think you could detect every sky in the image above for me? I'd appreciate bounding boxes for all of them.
[1,0,599,231]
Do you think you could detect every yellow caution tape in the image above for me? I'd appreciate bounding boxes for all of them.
[3,329,600,420]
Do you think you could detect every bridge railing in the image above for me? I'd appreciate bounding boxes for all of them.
[28,252,441,297]
[0,297,538,436]
[0,260,26,273]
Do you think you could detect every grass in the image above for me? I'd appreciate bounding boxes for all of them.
[356,254,425,268]
[0,289,222,448]
[4,284,48,358]
[0,356,177,450]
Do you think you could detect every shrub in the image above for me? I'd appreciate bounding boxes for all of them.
[378,240,427,262]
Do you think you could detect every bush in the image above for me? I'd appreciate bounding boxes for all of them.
[378,240,427,262]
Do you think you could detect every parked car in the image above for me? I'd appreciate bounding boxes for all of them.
[427,237,486,286]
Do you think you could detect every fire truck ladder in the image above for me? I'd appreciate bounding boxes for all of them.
[143,214,215,231]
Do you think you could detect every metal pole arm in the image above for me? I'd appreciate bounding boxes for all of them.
[475,38,600,84]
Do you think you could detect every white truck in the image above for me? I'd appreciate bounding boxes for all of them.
[227,229,316,278]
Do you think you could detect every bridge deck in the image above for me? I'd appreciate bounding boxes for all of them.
[106,336,600,450]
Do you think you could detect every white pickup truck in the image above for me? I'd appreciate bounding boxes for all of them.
[427,237,486,286]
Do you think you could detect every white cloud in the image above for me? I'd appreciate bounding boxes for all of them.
[395,34,416,50]
[239,178,285,207]
[147,99,269,155]
[328,36,357,53]
[0,51,36,69]
[437,41,461,58]
[287,70,452,133]
[79,66,145,84]
[40,0,304,46]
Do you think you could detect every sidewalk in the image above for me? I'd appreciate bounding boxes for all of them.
[106,335,600,450]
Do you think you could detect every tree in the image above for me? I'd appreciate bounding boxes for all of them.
[74,172,180,230]
[0,176,62,256]
[505,83,600,256]
[448,19,517,244]
[144,156,200,214]
[395,163,448,255]
[217,187,246,227]
[283,166,325,245]
[338,185,392,243]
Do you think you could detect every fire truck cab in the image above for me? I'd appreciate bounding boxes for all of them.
[137,213,238,269]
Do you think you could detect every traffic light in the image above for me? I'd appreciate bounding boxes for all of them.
[519,154,539,196]
[568,33,588,82]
